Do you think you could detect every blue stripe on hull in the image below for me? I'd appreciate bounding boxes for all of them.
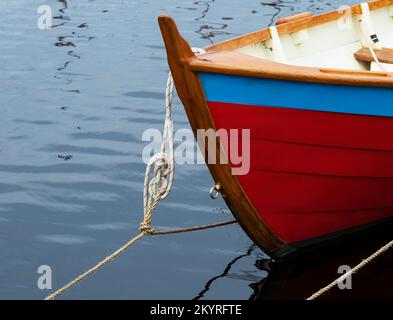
[199,73,393,117]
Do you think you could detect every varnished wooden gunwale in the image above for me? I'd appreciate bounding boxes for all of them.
[206,0,393,52]
[189,51,393,87]
[276,12,313,26]
[158,16,285,256]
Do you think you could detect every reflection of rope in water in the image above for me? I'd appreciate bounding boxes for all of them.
[261,0,336,27]
[52,0,69,28]
[195,23,229,43]
[193,0,229,44]
[261,0,295,27]
[58,0,67,13]
[53,0,75,76]
[52,0,94,92]
[194,0,215,21]
[193,244,257,300]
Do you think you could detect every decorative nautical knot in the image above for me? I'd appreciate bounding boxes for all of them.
[145,153,172,201]
[139,222,155,235]
[141,47,206,234]
[141,72,175,234]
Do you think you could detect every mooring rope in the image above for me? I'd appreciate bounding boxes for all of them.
[45,219,236,300]
[307,239,393,300]
[44,232,145,300]
[45,50,237,300]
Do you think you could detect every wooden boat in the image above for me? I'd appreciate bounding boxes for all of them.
[158,0,393,260]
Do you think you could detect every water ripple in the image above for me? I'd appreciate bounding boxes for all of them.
[36,234,94,245]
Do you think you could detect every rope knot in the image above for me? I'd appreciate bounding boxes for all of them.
[151,154,172,196]
[140,221,155,235]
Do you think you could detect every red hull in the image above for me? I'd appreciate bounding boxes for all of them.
[208,101,393,244]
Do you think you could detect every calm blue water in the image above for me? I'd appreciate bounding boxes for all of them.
[0,0,361,300]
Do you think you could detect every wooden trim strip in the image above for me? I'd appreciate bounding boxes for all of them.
[190,51,393,87]
[276,12,313,25]
[319,68,389,77]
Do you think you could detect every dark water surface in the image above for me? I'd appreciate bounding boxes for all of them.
[0,0,383,300]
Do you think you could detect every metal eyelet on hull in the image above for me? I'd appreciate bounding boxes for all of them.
[210,184,221,200]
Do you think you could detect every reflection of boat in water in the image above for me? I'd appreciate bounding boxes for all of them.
[159,0,393,260]
[250,221,393,300]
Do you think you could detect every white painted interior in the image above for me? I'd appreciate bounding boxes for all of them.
[235,6,393,71]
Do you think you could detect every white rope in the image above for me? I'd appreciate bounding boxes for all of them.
[141,47,205,234]
[307,239,393,300]
[141,72,175,233]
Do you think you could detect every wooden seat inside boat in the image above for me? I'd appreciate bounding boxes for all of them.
[355,48,393,65]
